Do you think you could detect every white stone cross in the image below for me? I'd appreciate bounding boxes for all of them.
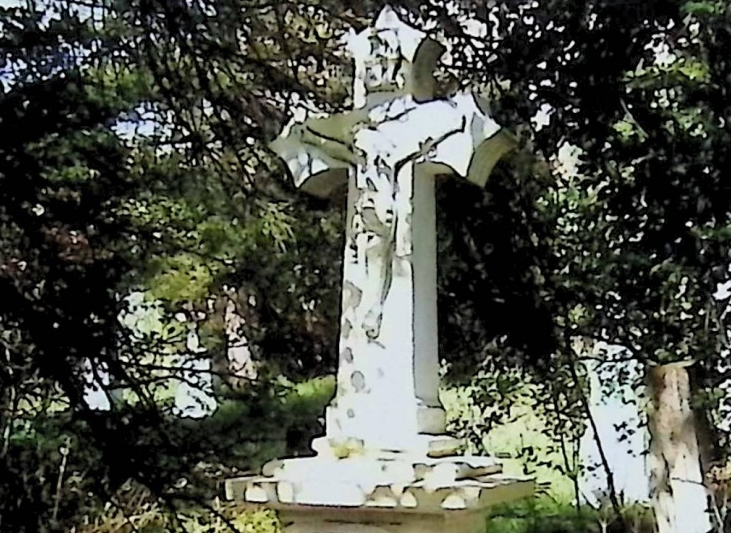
[271,6,515,458]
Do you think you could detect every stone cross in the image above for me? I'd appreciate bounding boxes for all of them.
[224,10,533,528]
[271,6,515,458]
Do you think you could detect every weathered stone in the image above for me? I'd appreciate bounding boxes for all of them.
[224,6,532,532]
[225,471,532,512]
[271,5,515,458]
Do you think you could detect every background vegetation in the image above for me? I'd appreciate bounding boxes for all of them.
[2,0,731,532]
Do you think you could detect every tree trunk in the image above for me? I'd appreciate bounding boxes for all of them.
[209,287,258,394]
[223,288,258,384]
[647,362,711,533]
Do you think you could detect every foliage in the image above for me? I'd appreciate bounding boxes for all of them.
[4,0,731,530]
[444,379,579,501]
[0,2,338,530]
[487,499,655,533]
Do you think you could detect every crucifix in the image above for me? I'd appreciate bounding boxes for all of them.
[225,9,533,527]
[270,6,515,458]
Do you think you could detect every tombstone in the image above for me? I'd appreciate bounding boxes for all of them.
[224,7,533,532]
[579,343,649,506]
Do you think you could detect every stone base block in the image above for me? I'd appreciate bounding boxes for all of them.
[224,454,533,533]
[318,405,451,456]
[258,454,503,488]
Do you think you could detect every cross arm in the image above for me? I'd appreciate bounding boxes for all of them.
[269,110,366,199]
[419,93,517,187]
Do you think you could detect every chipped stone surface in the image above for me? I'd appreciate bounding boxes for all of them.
[258,454,502,486]
[270,4,515,456]
[225,460,533,512]
[224,7,531,532]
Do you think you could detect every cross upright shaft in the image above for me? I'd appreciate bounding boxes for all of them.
[270,7,516,457]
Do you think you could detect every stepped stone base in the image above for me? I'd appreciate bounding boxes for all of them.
[224,453,533,533]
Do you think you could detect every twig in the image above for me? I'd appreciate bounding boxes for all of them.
[52,437,71,524]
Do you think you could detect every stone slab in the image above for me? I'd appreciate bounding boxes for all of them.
[260,454,502,484]
[225,455,533,513]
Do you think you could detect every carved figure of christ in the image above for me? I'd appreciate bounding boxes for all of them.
[270,7,515,456]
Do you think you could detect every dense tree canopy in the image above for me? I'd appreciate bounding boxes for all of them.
[2,0,731,531]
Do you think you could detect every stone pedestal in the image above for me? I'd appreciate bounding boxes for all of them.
[225,454,533,533]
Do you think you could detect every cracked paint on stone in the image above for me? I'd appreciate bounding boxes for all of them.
[225,7,532,532]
